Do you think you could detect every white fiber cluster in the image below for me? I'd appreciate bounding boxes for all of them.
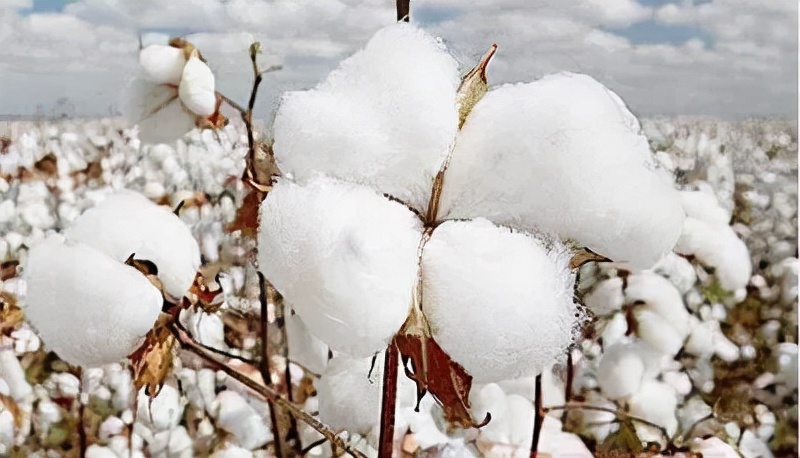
[258,177,423,357]
[66,190,201,300]
[625,272,691,356]
[422,219,577,383]
[139,45,185,86]
[272,23,460,212]
[24,235,163,367]
[178,56,217,117]
[439,73,685,269]
[675,190,751,291]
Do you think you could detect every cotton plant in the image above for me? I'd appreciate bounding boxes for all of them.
[257,22,685,442]
[22,190,201,367]
[127,39,225,144]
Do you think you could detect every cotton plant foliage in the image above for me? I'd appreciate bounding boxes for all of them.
[261,22,684,408]
[23,235,163,367]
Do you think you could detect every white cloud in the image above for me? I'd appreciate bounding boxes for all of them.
[0,0,795,118]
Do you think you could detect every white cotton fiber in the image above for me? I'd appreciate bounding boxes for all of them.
[23,235,163,367]
[178,56,217,117]
[285,313,329,375]
[625,272,691,341]
[439,73,685,269]
[596,343,646,400]
[124,79,196,144]
[675,220,751,292]
[272,23,460,212]
[139,45,186,86]
[258,177,423,357]
[628,380,678,437]
[421,218,578,383]
[214,390,272,450]
[584,277,624,316]
[65,190,201,300]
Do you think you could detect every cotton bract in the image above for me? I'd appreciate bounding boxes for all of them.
[23,236,163,367]
[65,190,201,300]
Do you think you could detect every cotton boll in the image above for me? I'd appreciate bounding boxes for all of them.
[680,190,731,227]
[650,252,697,294]
[124,78,196,144]
[23,235,163,367]
[214,391,272,450]
[422,219,578,383]
[65,190,201,300]
[628,380,678,437]
[285,314,329,375]
[136,384,184,431]
[685,317,715,358]
[690,437,739,458]
[440,73,685,269]
[675,218,751,291]
[632,308,685,356]
[272,23,459,213]
[258,177,422,357]
[596,343,645,400]
[139,45,186,86]
[625,272,690,338]
[584,277,624,316]
[179,56,217,117]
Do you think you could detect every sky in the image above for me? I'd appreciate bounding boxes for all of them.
[0,0,796,119]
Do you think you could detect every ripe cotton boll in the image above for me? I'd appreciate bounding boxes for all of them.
[258,176,422,357]
[439,73,685,269]
[584,277,624,316]
[23,236,162,367]
[628,380,678,437]
[272,23,460,213]
[139,45,186,86]
[625,272,690,338]
[675,217,751,291]
[65,190,201,301]
[422,218,578,383]
[124,79,196,144]
[596,343,646,400]
[178,55,217,117]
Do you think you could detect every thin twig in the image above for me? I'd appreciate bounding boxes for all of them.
[543,403,670,441]
[77,367,87,456]
[530,374,543,458]
[378,344,400,458]
[169,321,368,458]
[257,271,285,457]
[301,437,328,456]
[396,0,410,22]
[561,350,574,424]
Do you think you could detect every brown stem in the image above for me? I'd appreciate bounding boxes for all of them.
[530,374,543,458]
[256,272,285,456]
[396,0,410,22]
[543,403,670,442]
[378,344,400,458]
[561,350,574,424]
[77,367,87,456]
[170,321,367,458]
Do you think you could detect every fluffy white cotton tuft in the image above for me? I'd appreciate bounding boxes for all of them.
[422,218,578,383]
[285,313,329,375]
[139,45,186,86]
[65,190,201,300]
[628,380,679,437]
[584,277,624,316]
[178,56,217,117]
[625,272,691,347]
[439,73,685,269]
[272,23,460,212]
[258,177,422,357]
[124,79,196,144]
[597,343,646,400]
[23,235,163,367]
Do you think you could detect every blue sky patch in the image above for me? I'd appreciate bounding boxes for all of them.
[609,20,713,47]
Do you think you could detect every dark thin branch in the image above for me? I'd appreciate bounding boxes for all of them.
[543,403,670,442]
[77,368,87,456]
[257,271,285,457]
[562,350,574,424]
[530,374,543,458]
[301,437,328,456]
[396,0,410,22]
[169,321,368,458]
[378,343,400,458]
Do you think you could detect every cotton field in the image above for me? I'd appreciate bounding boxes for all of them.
[0,24,797,458]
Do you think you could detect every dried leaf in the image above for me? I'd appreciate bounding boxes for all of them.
[129,316,175,397]
[394,333,490,429]
[33,152,58,177]
[456,44,497,129]
[596,419,643,456]
[226,188,266,237]
[1,260,19,280]
[0,393,23,428]
[123,253,165,296]
[244,142,278,192]
[569,247,612,270]
[0,292,24,335]
[184,272,224,313]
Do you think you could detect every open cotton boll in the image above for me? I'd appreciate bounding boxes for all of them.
[214,390,272,450]
[625,272,690,337]
[65,190,201,300]
[633,308,686,356]
[139,45,186,86]
[258,177,422,357]
[124,79,196,144]
[584,277,624,316]
[23,235,162,367]
[596,343,646,400]
[439,73,684,269]
[317,354,415,437]
[650,252,697,294]
[628,380,678,437]
[675,217,751,291]
[178,56,217,117]
[272,23,459,212]
[422,218,578,383]
[285,313,329,375]
[680,190,731,227]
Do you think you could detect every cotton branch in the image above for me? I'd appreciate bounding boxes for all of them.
[169,321,368,458]
[396,0,410,22]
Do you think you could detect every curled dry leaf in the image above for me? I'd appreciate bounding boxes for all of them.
[394,331,490,429]
[569,247,612,271]
[226,188,266,237]
[124,253,165,297]
[183,272,224,313]
[33,152,58,178]
[0,260,19,281]
[0,393,23,428]
[129,315,175,397]
[455,44,497,130]
[0,292,24,335]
